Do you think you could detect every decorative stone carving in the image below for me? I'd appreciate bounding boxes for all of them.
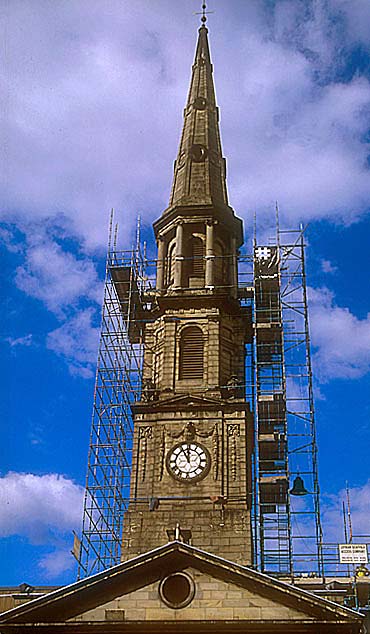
[165,420,216,441]
[212,423,219,480]
[227,424,240,437]
[183,421,197,441]
[158,426,165,482]
[139,426,152,482]
[227,424,240,481]
[142,379,158,402]
[225,375,243,399]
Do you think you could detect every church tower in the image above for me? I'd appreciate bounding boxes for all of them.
[121,22,254,565]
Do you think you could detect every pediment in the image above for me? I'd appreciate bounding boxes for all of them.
[0,542,362,632]
[133,392,229,413]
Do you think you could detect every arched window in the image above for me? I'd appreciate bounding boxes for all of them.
[179,326,204,380]
[191,236,205,277]
[166,241,176,287]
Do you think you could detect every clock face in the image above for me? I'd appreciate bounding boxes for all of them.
[166,442,210,483]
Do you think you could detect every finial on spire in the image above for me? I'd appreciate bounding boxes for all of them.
[195,2,213,27]
[201,2,207,24]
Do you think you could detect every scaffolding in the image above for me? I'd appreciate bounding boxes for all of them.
[78,220,153,578]
[253,241,291,575]
[79,219,325,578]
[250,226,323,577]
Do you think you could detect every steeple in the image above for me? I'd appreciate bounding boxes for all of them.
[154,19,243,250]
[153,17,244,294]
[168,23,229,211]
[117,8,253,568]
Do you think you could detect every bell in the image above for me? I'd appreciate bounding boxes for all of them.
[290,475,309,496]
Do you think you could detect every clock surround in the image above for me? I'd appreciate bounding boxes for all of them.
[166,441,211,483]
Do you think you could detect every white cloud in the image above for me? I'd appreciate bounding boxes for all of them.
[38,548,75,579]
[321,259,337,274]
[335,0,370,47]
[5,333,33,347]
[1,0,370,250]
[309,286,370,381]
[15,231,103,316]
[1,0,191,248]
[47,308,100,378]
[323,480,370,543]
[2,223,102,378]
[0,227,23,253]
[225,53,370,225]
[0,472,84,543]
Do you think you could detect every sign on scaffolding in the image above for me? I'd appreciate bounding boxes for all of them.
[339,544,368,564]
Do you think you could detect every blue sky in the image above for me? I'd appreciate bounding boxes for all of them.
[1,0,370,585]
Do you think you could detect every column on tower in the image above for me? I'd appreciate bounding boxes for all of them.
[174,222,184,289]
[156,235,165,292]
[205,219,215,288]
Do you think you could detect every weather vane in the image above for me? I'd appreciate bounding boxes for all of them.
[195,2,214,26]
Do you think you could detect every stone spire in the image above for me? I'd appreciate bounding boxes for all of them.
[167,24,229,211]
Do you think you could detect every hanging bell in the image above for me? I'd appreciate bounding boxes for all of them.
[290,475,309,496]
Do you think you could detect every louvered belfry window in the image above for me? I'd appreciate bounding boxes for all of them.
[179,326,204,380]
[191,237,205,276]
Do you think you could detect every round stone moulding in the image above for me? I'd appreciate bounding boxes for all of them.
[194,96,207,110]
[190,144,208,162]
[159,572,196,609]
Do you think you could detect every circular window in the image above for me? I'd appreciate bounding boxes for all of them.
[159,572,195,609]
[189,144,208,162]
[194,96,207,110]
